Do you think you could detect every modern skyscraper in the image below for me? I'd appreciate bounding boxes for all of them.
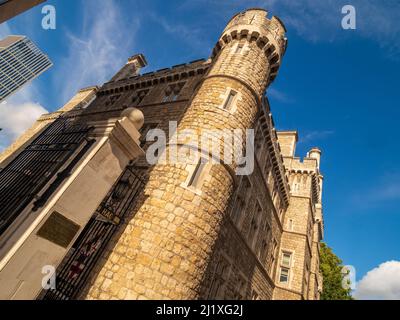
[0,0,46,24]
[0,35,52,102]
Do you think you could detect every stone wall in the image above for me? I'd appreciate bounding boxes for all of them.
[82,8,288,300]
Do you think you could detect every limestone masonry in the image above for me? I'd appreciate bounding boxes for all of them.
[0,8,324,300]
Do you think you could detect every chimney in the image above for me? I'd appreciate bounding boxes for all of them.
[112,53,147,81]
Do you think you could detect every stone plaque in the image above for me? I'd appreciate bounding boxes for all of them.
[37,211,80,248]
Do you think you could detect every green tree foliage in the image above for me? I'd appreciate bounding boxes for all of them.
[320,242,353,300]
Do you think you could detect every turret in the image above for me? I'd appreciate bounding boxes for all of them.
[307,147,322,169]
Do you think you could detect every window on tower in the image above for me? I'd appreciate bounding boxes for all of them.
[282,252,292,267]
[181,153,212,193]
[188,157,208,188]
[223,90,237,110]
[235,43,244,54]
[279,251,293,284]
[279,268,290,283]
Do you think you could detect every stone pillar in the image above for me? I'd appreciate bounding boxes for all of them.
[84,8,287,300]
[0,109,144,300]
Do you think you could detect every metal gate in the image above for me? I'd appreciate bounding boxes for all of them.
[0,118,92,236]
[41,166,146,300]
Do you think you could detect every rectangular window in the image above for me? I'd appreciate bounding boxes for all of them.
[282,252,292,268]
[188,158,207,188]
[223,90,237,110]
[280,267,290,283]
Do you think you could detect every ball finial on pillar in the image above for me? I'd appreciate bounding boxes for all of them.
[121,107,144,130]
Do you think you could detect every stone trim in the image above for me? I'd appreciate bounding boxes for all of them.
[98,64,210,97]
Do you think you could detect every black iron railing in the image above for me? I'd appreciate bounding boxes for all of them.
[41,166,146,300]
[0,119,91,236]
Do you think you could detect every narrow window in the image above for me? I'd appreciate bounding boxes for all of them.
[279,251,292,284]
[235,43,244,54]
[288,219,294,231]
[223,90,237,110]
[282,252,292,267]
[280,268,290,283]
[188,158,207,188]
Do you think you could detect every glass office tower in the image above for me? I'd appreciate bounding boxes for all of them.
[0,35,52,102]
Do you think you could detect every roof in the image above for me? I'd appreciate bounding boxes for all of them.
[0,35,25,51]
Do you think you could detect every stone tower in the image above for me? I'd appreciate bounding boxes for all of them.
[275,132,324,300]
[83,8,287,300]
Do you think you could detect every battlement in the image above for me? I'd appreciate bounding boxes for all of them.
[283,156,319,174]
[211,8,287,85]
[224,8,287,40]
[98,58,211,97]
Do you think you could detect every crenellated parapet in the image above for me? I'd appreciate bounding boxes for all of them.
[211,8,287,86]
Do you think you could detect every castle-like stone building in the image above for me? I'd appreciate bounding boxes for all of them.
[0,8,324,300]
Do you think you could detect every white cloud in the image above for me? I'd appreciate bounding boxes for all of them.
[354,261,400,300]
[0,85,48,151]
[0,100,47,150]
[57,0,140,104]
[0,21,12,39]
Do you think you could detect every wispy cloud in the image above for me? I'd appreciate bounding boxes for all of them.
[57,0,140,103]
[147,13,212,57]
[352,171,400,208]
[299,130,335,144]
[186,0,400,59]
[267,88,294,104]
[269,0,400,57]
[354,261,400,300]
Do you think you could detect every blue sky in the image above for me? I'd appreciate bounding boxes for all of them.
[1,0,400,299]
